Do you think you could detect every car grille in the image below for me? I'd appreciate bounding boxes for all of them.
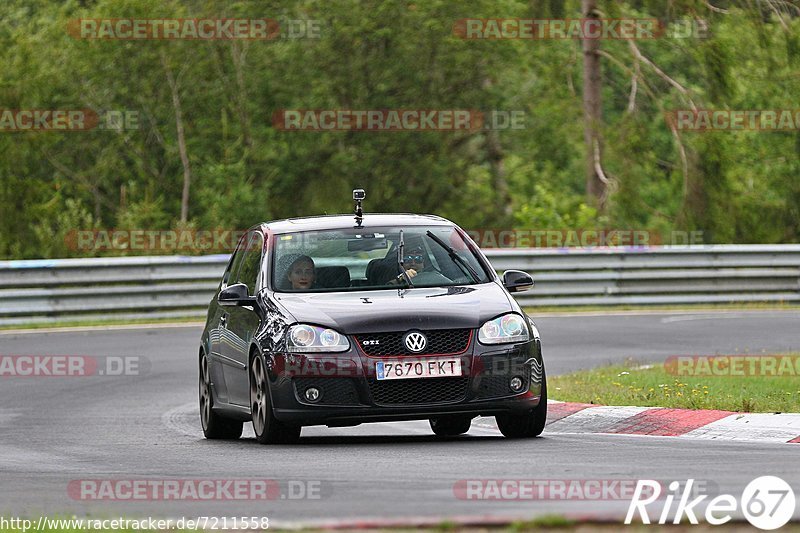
[293,377,360,405]
[367,377,469,405]
[355,329,472,357]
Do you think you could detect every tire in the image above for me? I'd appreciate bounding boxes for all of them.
[200,351,243,440]
[250,353,301,445]
[430,415,472,437]
[496,370,547,439]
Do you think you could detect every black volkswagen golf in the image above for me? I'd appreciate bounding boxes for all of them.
[199,208,546,444]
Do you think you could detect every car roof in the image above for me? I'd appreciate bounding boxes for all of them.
[258,213,455,234]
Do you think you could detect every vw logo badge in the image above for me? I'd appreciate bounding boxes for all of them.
[404,331,427,353]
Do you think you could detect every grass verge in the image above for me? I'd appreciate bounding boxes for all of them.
[0,316,204,331]
[524,301,800,314]
[550,359,800,412]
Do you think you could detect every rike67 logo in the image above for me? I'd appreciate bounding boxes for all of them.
[626,476,796,530]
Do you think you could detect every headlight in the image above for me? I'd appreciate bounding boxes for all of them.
[287,324,350,352]
[478,313,529,344]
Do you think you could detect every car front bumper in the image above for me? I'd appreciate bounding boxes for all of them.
[266,337,544,427]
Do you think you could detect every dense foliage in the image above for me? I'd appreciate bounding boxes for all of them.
[1,0,799,258]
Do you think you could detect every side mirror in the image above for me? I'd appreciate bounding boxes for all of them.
[218,283,255,306]
[502,270,534,293]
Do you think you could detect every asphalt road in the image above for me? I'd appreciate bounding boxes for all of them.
[1,310,799,526]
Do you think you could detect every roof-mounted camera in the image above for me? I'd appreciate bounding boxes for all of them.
[353,189,365,226]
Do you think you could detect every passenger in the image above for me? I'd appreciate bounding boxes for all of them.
[286,255,316,290]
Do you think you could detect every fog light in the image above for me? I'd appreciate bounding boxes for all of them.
[304,387,321,402]
[509,376,524,392]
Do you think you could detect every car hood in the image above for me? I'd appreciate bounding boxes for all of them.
[271,282,514,334]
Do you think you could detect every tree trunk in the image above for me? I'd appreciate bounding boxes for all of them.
[231,41,253,155]
[482,78,513,220]
[486,126,513,219]
[163,53,192,223]
[582,0,606,207]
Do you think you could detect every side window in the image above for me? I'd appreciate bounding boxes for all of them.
[223,235,248,287]
[235,232,264,295]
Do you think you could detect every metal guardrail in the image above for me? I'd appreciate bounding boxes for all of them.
[489,245,800,306]
[0,256,227,324]
[0,245,798,325]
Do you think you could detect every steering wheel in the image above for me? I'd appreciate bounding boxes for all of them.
[411,270,452,285]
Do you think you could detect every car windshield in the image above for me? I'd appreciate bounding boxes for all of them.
[271,225,491,292]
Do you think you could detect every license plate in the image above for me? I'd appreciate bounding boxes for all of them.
[376,358,462,380]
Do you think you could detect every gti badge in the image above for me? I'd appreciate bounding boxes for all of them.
[404,331,427,353]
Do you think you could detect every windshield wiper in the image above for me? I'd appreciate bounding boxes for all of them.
[425,230,481,283]
[396,229,415,287]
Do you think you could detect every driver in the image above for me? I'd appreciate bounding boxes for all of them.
[403,247,426,279]
[389,247,427,285]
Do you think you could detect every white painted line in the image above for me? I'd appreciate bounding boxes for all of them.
[546,405,651,433]
[161,402,203,438]
[660,313,750,323]
[471,417,500,432]
[0,322,205,336]
[682,413,800,443]
[530,309,799,319]
[467,424,502,436]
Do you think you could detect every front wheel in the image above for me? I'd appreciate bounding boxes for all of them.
[200,352,243,440]
[430,415,472,437]
[496,370,547,439]
[250,354,301,444]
